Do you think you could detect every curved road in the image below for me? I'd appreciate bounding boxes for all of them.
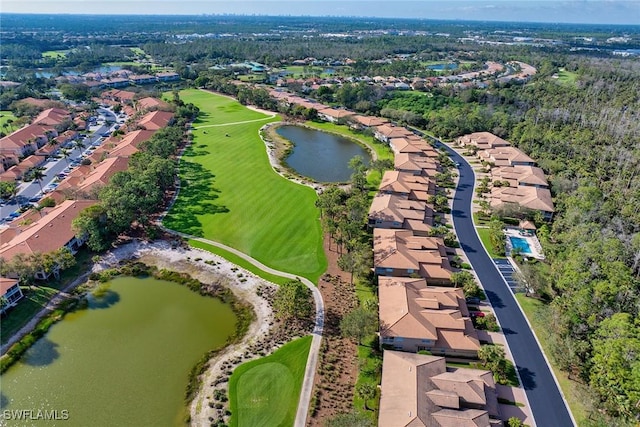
[441,142,575,427]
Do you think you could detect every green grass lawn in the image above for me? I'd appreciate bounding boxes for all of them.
[164,89,326,283]
[42,50,68,59]
[228,335,312,427]
[129,47,146,56]
[476,227,505,259]
[515,294,587,425]
[1,249,93,345]
[556,69,578,87]
[0,111,18,133]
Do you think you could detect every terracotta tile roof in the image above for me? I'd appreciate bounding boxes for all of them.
[380,171,436,199]
[368,193,433,230]
[378,277,478,351]
[379,351,501,427]
[374,228,452,282]
[395,153,438,175]
[491,165,548,188]
[102,89,136,101]
[375,124,414,139]
[105,129,156,158]
[490,186,554,213]
[480,146,535,167]
[457,132,510,150]
[136,111,174,131]
[0,277,20,297]
[0,200,96,261]
[33,108,70,126]
[136,97,170,111]
[318,107,354,119]
[0,124,53,151]
[353,115,389,127]
[55,156,130,197]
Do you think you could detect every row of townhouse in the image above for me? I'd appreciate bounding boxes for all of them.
[457,131,554,220]
[0,107,86,180]
[60,71,180,90]
[366,123,503,426]
[260,86,505,426]
[0,102,174,313]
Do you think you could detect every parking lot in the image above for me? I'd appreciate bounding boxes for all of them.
[493,258,519,292]
[0,106,124,223]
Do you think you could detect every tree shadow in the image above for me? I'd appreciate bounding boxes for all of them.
[184,143,210,157]
[485,289,505,308]
[22,337,60,367]
[192,111,211,126]
[87,290,121,309]
[163,160,229,237]
[517,366,537,390]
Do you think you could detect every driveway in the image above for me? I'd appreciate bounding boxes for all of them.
[439,141,575,427]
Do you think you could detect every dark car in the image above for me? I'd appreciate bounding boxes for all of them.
[465,297,481,305]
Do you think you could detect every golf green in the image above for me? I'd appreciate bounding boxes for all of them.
[164,89,327,283]
[228,335,312,427]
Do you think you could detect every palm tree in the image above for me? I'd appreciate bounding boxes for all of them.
[73,139,86,152]
[60,148,71,166]
[31,167,47,193]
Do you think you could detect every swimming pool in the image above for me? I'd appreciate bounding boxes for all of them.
[509,236,533,255]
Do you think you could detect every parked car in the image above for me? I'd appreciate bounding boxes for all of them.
[465,297,481,305]
[470,311,485,318]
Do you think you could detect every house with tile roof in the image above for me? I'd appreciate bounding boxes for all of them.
[368,193,434,235]
[374,228,452,285]
[136,111,174,131]
[378,277,480,357]
[490,186,554,220]
[317,107,355,123]
[51,156,131,202]
[0,124,56,158]
[0,200,96,280]
[32,108,70,126]
[379,351,503,427]
[394,153,439,177]
[457,132,510,151]
[0,277,23,314]
[379,171,436,202]
[491,165,549,189]
[136,97,170,112]
[479,147,536,167]
[374,124,414,143]
[351,115,390,129]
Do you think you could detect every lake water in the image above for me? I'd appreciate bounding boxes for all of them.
[427,63,458,71]
[276,125,371,182]
[0,276,237,427]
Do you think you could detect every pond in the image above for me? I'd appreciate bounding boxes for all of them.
[276,125,371,183]
[0,276,237,427]
[426,63,458,71]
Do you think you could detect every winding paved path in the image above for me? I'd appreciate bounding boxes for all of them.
[160,226,325,427]
[438,141,575,427]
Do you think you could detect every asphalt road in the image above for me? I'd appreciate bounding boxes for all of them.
[0,108,118,221]
[441,142,575,427]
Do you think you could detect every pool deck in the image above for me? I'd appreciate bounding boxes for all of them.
[504,228,545,260]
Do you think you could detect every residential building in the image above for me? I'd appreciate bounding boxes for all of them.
[490,186,554,220]
[32,108,70,126]
[373,228,452,285]
[491,165,549,189]
[136,97,170,112]
[0,278,23,314]
[351,115,389,129]
[156,72,180,82]
[479,147,536,167]
[0,124,55,158]
[317,107,354,123]
[379,277,480,357]
[136,111,174,131]
[394,153,439,177]
[52,156,130,202]
[368,193,434,235]
[0,200,96,280]
[379,171,436,202]
[379,351,503,427]
[374,124,414,143]
[457,132,510,151]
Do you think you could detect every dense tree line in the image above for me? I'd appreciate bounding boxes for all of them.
[72,100,197,251]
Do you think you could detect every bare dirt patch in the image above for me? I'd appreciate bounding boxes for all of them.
[308,235,360,426]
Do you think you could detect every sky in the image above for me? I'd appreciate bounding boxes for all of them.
[1,1,639,25]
